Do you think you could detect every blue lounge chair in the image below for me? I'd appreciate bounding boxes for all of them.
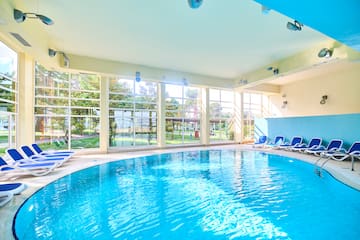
[253,135,267,148]
[266,136,284,148]
[277,136,303,150]
[305,139,343,156]
[321,141,360,171]
[21,146,70,163]
[0,157,58,177]
[31,143,74,156]
[0,191,12,207]
[0,183,26,195]
[0,183,26,207]
[291,138,322,152]
[7,148,67,166]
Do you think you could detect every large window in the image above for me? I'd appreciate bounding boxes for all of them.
[165,84,201,145]
[109,78,157,147]
[0,41,17,153]
[209,89,234,142]
[35,64,100,150]
[242,92,279,141]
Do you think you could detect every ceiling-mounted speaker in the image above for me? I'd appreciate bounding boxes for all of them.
[188,0,203,9]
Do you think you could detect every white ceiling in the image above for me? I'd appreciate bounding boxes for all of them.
[12,0,330,78]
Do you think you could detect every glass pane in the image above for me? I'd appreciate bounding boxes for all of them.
[0,41,17,152]
[209,89,234,143]
[71,117,99,149]
[35,116,69,150]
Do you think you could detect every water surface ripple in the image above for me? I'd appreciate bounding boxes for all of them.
[14,150,360,239]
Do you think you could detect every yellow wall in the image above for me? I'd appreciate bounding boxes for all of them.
[269,61,360,117]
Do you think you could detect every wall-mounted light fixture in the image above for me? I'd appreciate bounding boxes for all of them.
[267,66,279,75]
[320,95,328,105]
[287,20,303,31]
[318,48,333,58]
[282,100,288,109]
[281,94,288,109]
[14,9,54,25]
[135,71,141,82]
[188,0,203,9]
[48,48,70,68]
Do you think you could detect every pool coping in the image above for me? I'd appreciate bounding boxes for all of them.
[1,144,360,239]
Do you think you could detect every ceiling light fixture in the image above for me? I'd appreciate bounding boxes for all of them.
[318,48,333,58]
[286,20,303,31]
[48,48,70,68]
[14,8,54,25]
[188,0,203,9]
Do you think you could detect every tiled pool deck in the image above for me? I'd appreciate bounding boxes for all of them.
[1,144,360,239]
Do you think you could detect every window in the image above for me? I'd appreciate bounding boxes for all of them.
[34,64,100,150]
[209,89,235,142]
[243,92,278,141]
[165,84,201,145]
[109,78,157,147]
[0,41,17,153]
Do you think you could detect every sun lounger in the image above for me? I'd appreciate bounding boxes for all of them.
[0,182,26,207]
[252,135,267,148]
[266,136,284,148]
[277,136,302,150]
[291,138,322,152]
[0,192,12,207]
[21,146,70,162]
[31,143,74,156]
[7,148,67,166]
[0,183,27,195]
[0,157,58,177]
[321,141,360,171]
[305,139,343,156]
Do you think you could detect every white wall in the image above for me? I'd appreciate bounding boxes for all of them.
[269,61,360,117]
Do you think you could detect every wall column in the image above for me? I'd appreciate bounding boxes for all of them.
[17,53,35,147]
[200,88,209,145]
[99,76,109,152]
[157,82,166,147]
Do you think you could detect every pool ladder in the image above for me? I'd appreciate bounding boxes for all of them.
[314,155,330,177]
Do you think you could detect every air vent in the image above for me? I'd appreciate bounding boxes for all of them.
[10,32,31,47]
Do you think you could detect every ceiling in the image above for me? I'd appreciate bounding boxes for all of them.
[5,0,332,79]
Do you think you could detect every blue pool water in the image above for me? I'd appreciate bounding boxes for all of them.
[14,150,360,239]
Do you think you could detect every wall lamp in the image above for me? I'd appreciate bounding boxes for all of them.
[281,94,288,109]
[188,0,203,9]
[320,95,328,105]
[267,66,279,75]
[14,9,54,25]
[318,48,333,58]
[287,20,303,31]
[49,48,70,68]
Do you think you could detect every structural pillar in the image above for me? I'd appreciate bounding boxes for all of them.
[157,82,166,147]
[99,76,109,152]
[17,53,35,147]
[200,88,209,145]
